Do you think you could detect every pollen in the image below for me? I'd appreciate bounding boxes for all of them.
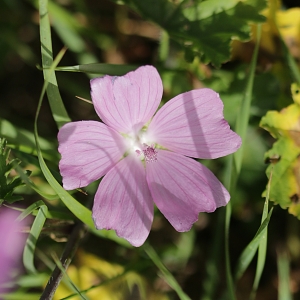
[142,144,158,163]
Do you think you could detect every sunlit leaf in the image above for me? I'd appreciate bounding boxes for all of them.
[112,0,266,67]
[260,83,300,217]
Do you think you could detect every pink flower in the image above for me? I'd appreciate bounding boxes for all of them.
[58,66,241,247]
[0,208,27,293]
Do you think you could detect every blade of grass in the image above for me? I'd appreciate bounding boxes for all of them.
[158,30,169,62]
[234,207,273,281]
[234,24,262,174]
[0,293,40,300]
[12,161,58,201]
[40,223,87,300]
[50,252,88,300]
[200,207,225,300]
[53,63,138,75]
[39,0,70,128]
[60,257,152,300]
[0,118,58,162]
[144,243,191,300]
[277,251,292,300]
[17,200,74,221]
[60,269,128,300]
[17,200,48,221]
[34,46,94,228]
[23,203,48,274]
[250,169,273,300]
[223,24,262,300]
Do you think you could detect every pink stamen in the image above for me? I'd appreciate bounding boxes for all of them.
[142,144,158,163]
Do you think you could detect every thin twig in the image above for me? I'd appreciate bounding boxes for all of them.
[40,222,87,300]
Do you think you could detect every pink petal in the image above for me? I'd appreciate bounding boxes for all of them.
[92,155,153,247]
[146,89,241,159]
[58,121,127,190]
[146,150,229,232]
[90,65,163,134]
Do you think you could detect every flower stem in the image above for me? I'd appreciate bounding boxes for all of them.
[40,222,87,299]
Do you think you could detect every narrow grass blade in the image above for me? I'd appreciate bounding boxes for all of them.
[277,252,292,300]
[223,25,262,300]
[17,200,47,221]
[144,244,191,300]
[225,202,235,300]
[16,273,49,288]
[200,208,225,300]
[0,293,40,300]
[51,253,88,300]
[60,269,129,300]
[34,47,94,228]
[39,0,70,128]
[13,161,58,201]
[54,63,138,75]
[158,30,169,62]
[234,207,273,281]
[23,203,48,274]
[35,150,94,227]
[0,118,58,162]
[234,24,262,174]
[250,170,273,300]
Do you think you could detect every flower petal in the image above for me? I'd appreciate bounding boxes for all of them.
[90,65,163,134]
[58,121,127,190]
[146,150,229,232]
[92,155,153,247]
[146,88,241,159]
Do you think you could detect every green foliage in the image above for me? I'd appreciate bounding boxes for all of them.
[0,138,30,204]
[112,0,266,67]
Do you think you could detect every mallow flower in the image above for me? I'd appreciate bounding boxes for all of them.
[58,66,241,247]
[0,208,27,293]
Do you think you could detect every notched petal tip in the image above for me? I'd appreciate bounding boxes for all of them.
[148,88,242,159]
[146,150,230,232]
[90,65,163,134]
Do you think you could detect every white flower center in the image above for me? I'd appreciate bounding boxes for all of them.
[124,132,157,163]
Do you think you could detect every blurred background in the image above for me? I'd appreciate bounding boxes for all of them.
[1,0,300,299]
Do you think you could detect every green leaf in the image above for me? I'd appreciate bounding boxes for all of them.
[116,0,266,66]
[0,138,28,203]
[260,84,300,217]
